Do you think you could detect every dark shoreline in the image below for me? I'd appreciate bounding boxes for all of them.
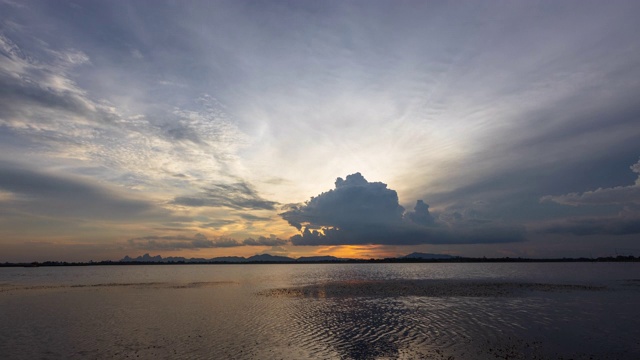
[2,255,638,267]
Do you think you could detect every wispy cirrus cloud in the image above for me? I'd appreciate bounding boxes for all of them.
[0,31,269,213]
[172,181,278,210]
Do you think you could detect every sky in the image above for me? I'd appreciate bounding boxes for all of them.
[1,0,640,262]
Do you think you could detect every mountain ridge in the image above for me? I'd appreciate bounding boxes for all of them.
[120,252,455,263]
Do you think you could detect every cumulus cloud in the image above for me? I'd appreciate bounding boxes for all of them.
[404,200,436,226]
[172,181,278,210]
[280,173,524,246]
[128,233,287,250]
[541,158,640,206]
[281,173,404,230]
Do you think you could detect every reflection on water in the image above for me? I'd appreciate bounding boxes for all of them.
[261,279,605,298]
[283,291,638,359]
[1,263,639,359]
[0,281,237,293]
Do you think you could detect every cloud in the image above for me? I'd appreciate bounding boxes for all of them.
[539,207,640,236]
[0,161,163,221]
[128,234,237,250]
[242,235,287,246]
[404,200,436,226]
[201,219,237,228]
[281,173,404,230]
[280,173,524,246]
[172,181,278,210]
[238,213,271,221]
[541,158,640,206]
[538,158,640,235]
[4,1,640,261]
[128,233,288,250]
[0,33,116,126]
[0,32,248,202]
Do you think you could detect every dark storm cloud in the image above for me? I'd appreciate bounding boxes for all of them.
[289,223,525,246]
[0,161,160,220]
[280,173,524,246]
[404,200,436,226]
[172,181,278,210]
[281,173,404,231]
[128,233,287,250]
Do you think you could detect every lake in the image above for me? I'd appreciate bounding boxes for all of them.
[1,263,639,359]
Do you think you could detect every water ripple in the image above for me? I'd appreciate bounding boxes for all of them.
[259,279,605,298]
[0,281,237,293]
[1,265,639,359]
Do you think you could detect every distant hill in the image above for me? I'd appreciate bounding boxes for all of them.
[121,253,296,263]
[296,256,344,262]
[121,254,165,262]
[246,254,295,262]
[209,256,246,263]
[402,252,457,260]
[120,252,456,263]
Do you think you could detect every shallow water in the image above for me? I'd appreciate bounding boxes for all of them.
[1,263,639,359]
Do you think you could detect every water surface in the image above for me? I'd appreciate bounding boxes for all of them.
[1,263,639,359]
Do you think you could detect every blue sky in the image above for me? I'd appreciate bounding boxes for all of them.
[1,0,640,261]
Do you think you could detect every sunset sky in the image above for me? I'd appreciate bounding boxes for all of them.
[1,0,640,262]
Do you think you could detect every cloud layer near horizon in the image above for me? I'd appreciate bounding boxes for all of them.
[128,233,287,250]
[281,173,525,246]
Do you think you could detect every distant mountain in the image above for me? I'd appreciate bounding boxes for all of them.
[120,252,457,263]
[296,256,345,262]
[403,252,457,260]
[163,256,188,262]
[120,254,295,263]
[121,253,165,262]
[209,256,247,263]
[246,254,295,262]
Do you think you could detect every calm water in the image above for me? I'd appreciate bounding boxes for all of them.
[1,263,639,359]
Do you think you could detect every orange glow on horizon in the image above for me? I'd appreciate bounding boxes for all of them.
[315,245,396,259]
